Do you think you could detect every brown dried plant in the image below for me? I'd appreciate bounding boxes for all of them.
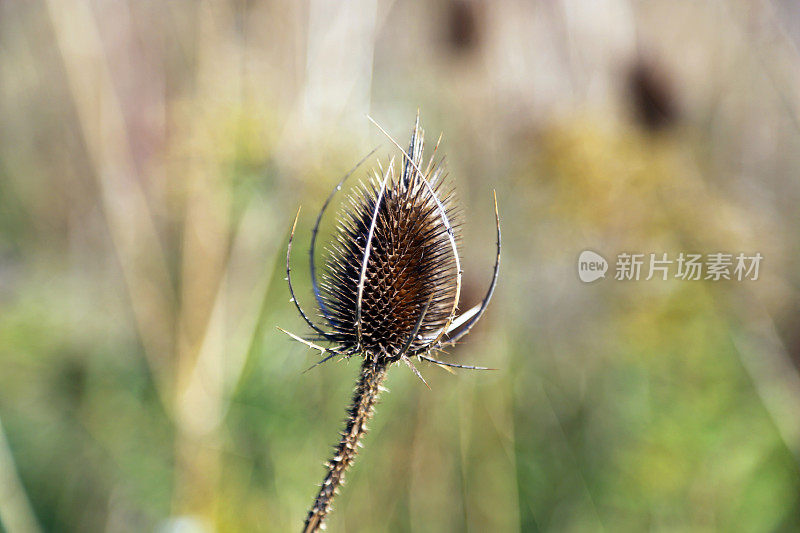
[279,115,500,532]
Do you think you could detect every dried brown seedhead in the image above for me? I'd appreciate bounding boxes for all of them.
[279,114,500,532]
[321,125,458,362]
[281,114,500,373]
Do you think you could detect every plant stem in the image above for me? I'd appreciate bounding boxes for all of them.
[303,359,388,532]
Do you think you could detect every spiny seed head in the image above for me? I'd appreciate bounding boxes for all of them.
[319,118,458,363]
[297,117,499,533]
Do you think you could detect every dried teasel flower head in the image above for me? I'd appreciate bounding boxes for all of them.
[282,114,501,532]
[281,113,500,377]
[321,124,460,362]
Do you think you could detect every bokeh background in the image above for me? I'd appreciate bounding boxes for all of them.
[2,0,800,531]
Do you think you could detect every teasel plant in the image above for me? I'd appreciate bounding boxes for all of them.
[279,114,501,532]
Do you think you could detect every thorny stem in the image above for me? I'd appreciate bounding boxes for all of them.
[303,359,389,532]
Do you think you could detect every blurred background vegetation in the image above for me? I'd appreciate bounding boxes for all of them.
[2,0,800,531]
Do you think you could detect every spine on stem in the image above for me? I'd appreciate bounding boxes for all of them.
[303,360,388,532]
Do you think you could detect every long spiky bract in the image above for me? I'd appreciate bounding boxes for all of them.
[282,115,501,532]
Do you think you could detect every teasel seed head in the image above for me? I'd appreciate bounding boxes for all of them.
[284,114,501,532]
[281,113,500,373]
[319,120,459,363]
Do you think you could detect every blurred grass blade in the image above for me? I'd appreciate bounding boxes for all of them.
[0,418,41,533]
